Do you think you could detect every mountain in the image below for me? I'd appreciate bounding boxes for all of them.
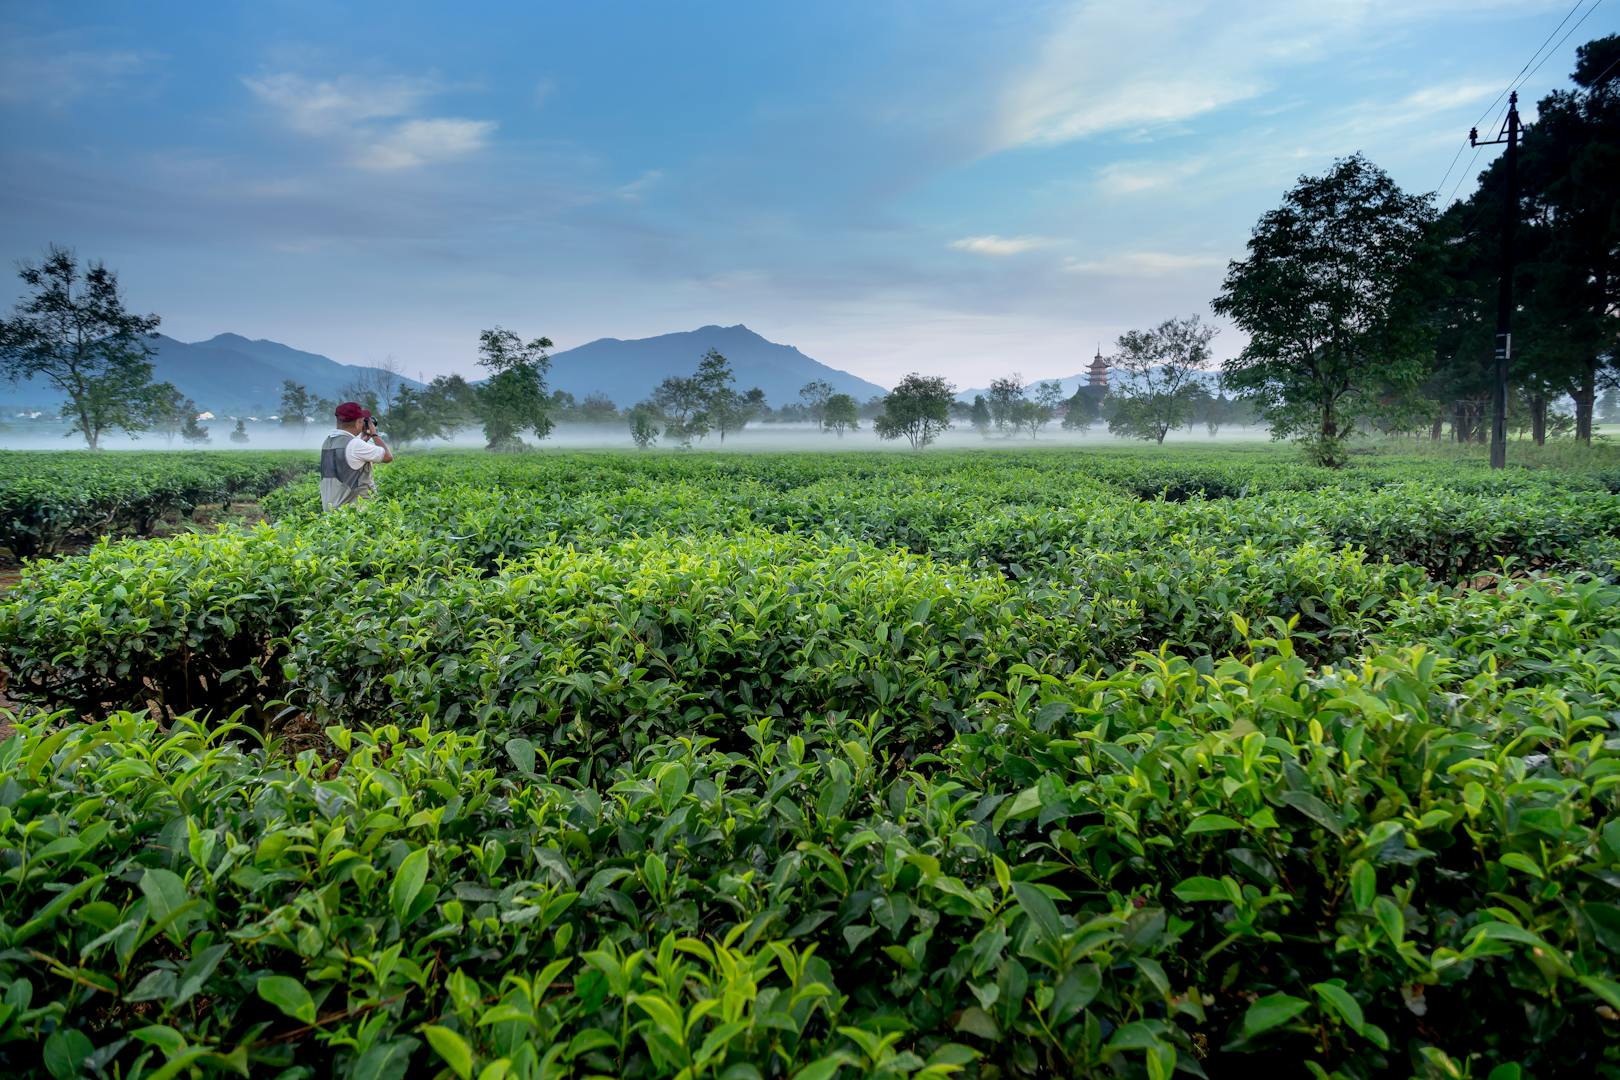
[547,324,887,408]
[2,333,423,415]
[1,324,881,416]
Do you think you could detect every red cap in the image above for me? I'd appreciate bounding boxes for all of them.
[335,401,364,421]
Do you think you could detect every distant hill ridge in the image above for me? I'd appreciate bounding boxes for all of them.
[2,324,884,415]
[547,324,886,407]
[2,332,423,415]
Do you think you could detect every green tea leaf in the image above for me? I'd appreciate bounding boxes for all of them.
[392,847,430,923]
[257,975,316,1024]
[43,1028,93,1080]
[1243,993,1310,1038]
[1184,814,1242,834]
[422,1024,474,1080]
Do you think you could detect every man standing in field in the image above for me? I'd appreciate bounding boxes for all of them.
[320,401,393,511]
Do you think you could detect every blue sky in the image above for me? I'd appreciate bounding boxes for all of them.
[0,0,1611,388]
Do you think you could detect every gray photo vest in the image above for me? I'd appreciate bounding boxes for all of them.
[320,432,371,510]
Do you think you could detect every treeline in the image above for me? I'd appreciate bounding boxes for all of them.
[1210,34,1619,465]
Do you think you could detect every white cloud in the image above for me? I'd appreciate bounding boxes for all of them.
[354,118,496,170]
[950,234,1054,256]
[994,1,1525,150]
[617,169,664,202]
[243,71,494,170]
[0,36,155,106]
[1063,251,1226,275]
[1095,157,1208,196]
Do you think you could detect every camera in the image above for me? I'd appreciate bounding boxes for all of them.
[365,414,379,436]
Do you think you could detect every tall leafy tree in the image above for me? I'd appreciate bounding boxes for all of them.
[987,375,1025,435]
[1061,387,1097,432]
[279,381,317,431]
[475,327,555,451]
[874,373,953,449]
[799,379,833,430]
[1214,155,1438,465]
[0,246,164,449]
[652,376,708,447]
[1515,35,1620,442]
[969,394,992,436]
[150,384,197,444]
[1106,315,1214,444]
[823,392,859,437]
[628,403,661,448]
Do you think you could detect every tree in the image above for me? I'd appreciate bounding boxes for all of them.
[279,381,317,431]
[1105,315,1214,444]
[1062,387,1099,433]
[149,383,195,444]
[475,327,555,451]
[969,394,992,436]
[1213,154,1439,466]
[424,375,480,431]
[579,394,621,424]
[987,375,1025,435]
[229,418,249,444]
[628,403,660,448]
[874,373,953,449]
[824,392,859,437]
[181,410,210,444]
[0,246,163,449]
[1017,379,1063,438]
[694,350,756,442]
[339,355,406,416]
[653,376,708,447]
[799,380,834,430]
[1600,386,1620,425]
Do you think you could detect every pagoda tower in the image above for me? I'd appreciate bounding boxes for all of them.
[1086,346,1108,394]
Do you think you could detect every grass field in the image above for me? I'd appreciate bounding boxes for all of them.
[3,444,1619,1079]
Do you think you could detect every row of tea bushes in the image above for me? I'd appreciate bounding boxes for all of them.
[0,515,1432,735]
[4,615,1616,1078]
[0,451,311,559]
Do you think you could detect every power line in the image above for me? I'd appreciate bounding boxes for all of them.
[1436,0,1595,196]
[1514,0,1606,91]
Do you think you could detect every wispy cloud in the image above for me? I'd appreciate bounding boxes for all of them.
[1095,157,1207,196]
[950,234,1054,256]
[0,34,156,107]
[994,0,1520,151]
[1063,251,1226,275]
[616,169,663,202]
[355,118,496,170]
[243,71,494,170]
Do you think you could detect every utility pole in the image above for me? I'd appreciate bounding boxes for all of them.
[1469,91,1520,470]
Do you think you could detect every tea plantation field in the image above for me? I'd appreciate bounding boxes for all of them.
[3,447,1619,1079]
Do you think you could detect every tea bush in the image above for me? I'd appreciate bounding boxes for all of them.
[0,452,310,559]
[3,446,1620,1079]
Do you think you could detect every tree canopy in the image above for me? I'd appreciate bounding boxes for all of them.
[0,246,168,449]
[1213,154,1438,465]
[475,327,555,451]
[1106,315,1215,445]
[874,373,953,449]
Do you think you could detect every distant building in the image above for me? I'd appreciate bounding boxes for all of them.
[1087,347,1109,394]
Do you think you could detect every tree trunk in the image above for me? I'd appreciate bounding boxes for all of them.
[1453,401,1470,443]
[1531,393,1547,447]
[1575,358,1597,445]
[1429,413,1444,441]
